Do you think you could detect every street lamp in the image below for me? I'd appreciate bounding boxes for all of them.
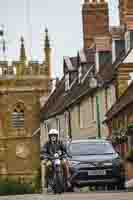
[89,75,101,138]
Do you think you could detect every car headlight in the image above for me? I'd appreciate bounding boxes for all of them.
[68,160,80,167]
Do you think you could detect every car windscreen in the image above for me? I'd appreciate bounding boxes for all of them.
[68,142,115,156]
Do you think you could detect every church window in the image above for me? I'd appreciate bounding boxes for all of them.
[11,103,25,128]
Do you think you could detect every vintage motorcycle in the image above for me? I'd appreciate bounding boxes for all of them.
[41,150,67,194]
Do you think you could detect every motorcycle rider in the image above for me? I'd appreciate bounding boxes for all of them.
[41,129,71,191]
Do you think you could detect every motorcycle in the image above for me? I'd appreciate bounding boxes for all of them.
[41,151,67,194]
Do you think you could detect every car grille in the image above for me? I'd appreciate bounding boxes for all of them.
[73,166,119,181]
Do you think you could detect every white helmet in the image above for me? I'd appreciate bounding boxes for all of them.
[48,129,59,137]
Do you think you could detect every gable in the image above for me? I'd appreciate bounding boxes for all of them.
[123,49,133,63]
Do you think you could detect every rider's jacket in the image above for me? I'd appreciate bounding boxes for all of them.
[40,141,67,159]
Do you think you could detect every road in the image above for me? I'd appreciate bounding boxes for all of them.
[0,192,132,200]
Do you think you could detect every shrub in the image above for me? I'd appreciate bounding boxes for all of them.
[32,167,42,193]
[0,178,35,195]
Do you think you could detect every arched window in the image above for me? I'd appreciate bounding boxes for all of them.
[11,103,25,128]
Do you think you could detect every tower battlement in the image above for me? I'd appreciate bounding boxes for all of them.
[0,60,49,78]
[0,29,51,79]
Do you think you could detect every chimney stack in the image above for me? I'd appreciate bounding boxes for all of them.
[119,0,133,30]
[82,0,109,49]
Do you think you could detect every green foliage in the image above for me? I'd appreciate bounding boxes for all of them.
[32,167,42,192]
[0,178,35,195]
[128,123,133,128]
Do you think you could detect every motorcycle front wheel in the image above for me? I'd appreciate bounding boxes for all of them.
[54,171,64,194]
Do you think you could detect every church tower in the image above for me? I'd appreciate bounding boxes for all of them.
[0,30,51,183]
[82,0,109,49]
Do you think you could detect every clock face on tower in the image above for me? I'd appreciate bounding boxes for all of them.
[16,143,30,159]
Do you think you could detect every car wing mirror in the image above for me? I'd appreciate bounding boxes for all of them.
[67,152,72,158]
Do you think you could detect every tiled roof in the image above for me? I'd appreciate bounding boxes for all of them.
[105,81,133,121]
[40,48,95,121]
[41,75,94,121]
[40,77,65,121]
[40,46,127,122]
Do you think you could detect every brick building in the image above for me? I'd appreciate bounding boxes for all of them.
[40,0,116,141]
[105,80,133,156]
[104,0,133,156]
[41,0,133,158]
[82,0,110,49]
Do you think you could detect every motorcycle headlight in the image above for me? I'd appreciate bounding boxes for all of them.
[54,153,59,158]
[69,160,80,167]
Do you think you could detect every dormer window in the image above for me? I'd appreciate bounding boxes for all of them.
[78,66,82,83]
[65,73,69,91]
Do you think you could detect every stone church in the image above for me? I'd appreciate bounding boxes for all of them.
[0,29,51,182]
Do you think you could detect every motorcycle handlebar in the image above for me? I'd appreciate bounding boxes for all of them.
[41,153,66,161]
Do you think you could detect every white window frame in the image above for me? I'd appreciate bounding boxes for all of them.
[0,67,2,75]
[125,31,130,53]
[78,66,82,83]
[65,73,69,91]
[112,39,117,63]
[95,51,99,73]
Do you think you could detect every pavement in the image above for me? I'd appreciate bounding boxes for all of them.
[0,192,132,200]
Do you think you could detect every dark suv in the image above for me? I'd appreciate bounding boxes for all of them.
[66,139,125,190]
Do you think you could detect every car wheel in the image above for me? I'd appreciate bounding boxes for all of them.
[116,182,125,190]
[107,184,116,191]
[116,177,125,190]
[95,185,105,191]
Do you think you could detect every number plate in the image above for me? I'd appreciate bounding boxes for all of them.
[88,170,106,175]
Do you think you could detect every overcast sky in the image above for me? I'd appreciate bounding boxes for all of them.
[0,0,119,77]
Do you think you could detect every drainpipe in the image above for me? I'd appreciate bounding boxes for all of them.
[68,110,72,139]
[96,95,101,138]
